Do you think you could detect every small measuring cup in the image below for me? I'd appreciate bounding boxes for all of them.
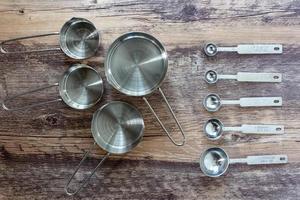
[204,43,282,57]
[199,147,288,177]
[203,118,284,140]
[204,70,282,84]
[2,64,103,111]
[0,18,100,59]
[203,93,282,112]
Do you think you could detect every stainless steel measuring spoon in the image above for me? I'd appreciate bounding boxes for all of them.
[204,70,282,84]
[204,43,282,57]
[203,118,284,140]
[0,17,100,59]
[203,93,282,112]
[199,147,288,177]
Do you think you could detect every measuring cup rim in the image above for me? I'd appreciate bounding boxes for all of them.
[200,147,230,177]
[59,17,99,59]
[91,101,145,154]
[58,64,103,109]
[204,118,223,140]
[105,31,168,96]
[204,43,218,56]
[204,70,218,84]
[203,93,221,112]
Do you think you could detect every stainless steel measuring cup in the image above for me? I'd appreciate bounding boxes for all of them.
[203,118,284,140]
[2,64,103,111]
[199,147,288,177]
[204,43,282,57]
[204,70,282,84]
[65,101,144,195]
[0,17,100,59]
[203,93,282,112]
[105,32,185,146]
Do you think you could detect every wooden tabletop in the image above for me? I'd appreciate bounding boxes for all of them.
[0,0,299,199]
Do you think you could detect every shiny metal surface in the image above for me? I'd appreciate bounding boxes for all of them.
[105,32,185,146]
[0,18,99,59]
[2,64,103,111]
[204,70,218,84]
[65,101,144,195]
[204,118,223,140]
[59,64,104,109]
[199,147,229,177]
[203,93,222,112]
[92,101,144,154]
[60,18,100,59]
[105,32,167,96]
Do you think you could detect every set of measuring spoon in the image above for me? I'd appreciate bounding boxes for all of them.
[199,42,288,177]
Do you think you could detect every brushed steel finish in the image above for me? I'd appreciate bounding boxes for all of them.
[105,32,186,146]
[105,32,167,96]
[2,64,103,111]
[59,64,104,109]
[0,18,100,59]
[65,101,144,195]
[59,18,100,59]
[92,101,145,154]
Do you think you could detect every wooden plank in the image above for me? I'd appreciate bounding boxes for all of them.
[0,156,299,200]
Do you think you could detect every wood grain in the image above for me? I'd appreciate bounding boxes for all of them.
[0,0,299,199]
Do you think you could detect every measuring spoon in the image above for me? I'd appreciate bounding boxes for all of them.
[204,70,282,84]
[204,43,282,57]
[199,147,288,177]
[203,94,282,112]
[203,118,284,140]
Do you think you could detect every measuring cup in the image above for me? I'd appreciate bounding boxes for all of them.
[2,64,103,111]
[65,101,144,195]
[105,32,185,146]
[203,118,284,140]
[204,43,282,57]
[204,70,282,84]
[203,93,282,112]
[0,17,100,59]
[199,147,288,177]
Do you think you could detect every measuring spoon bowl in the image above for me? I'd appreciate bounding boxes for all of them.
[200,147,229,177]
[204,70,218,84]
[203,93,222,112]
[204,43,218,56]
[204,119,224,140]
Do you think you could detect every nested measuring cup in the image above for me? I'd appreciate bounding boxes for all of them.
[65,101,144,195]
[105,32,186,146]
[0,18,100,59]
[2,64,103,111]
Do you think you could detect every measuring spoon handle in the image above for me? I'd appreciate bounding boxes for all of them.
[240,97,282,107]
[230,155,288,165]
[236,44,282,54]
[237,72,282,82]
[241,125,284,134]
[246,155,288,165]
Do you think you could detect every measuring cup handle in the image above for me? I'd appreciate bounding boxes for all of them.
[2,83,61,111]
[64,142,110,196]
[143,87,186,146]
[0,32,60,54]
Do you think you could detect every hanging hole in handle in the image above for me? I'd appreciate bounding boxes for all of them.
[274,47,280,51]
[273,76,279,79]
[274,100,280,103]
[280,157,285,161]
[276,127,282,131]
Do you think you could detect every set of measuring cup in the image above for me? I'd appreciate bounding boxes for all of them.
[1,18,186,195]
[199,43,288,177]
